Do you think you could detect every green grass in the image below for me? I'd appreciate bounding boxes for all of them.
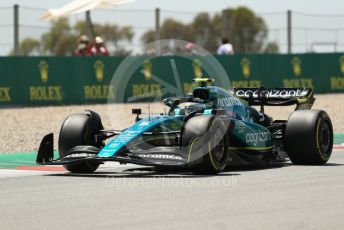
[334,133,344,145]
[0,151,58,169]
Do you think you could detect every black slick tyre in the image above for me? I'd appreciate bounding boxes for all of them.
[182,115,229,174]
[58,110,103,173]
[285,110,333,165]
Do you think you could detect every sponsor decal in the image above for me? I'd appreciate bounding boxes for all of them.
[331,77,344,90]
[246,131,271,146]
[132,84,162,97]
[84,61,115,100]
[217,97,241,107]
[282,78,313,88]
[240,58,251,78]
[39,61,48,83]
[94,60,105,82]
[126,130,141,134]
[30,60,63,102]
[139,121,149,126]
[329,56,344,90]
[138,154,183,160]
[30,86,63,101]
[292,57,302,77]
[232,58,259,87]
[281,57,313,88]
[234,121,246,134]
[232,80,261,88]
[0,87,11,102]
[64,153,95,158]
[84,85,114,100]
[109,143,119,148]
[192,59,203,78]
[142,60,152,81]
[235,88,309,98]
[339,56,344,74]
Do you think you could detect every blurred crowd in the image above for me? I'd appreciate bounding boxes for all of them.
[73,35,109,56]
[143,38,234,56]
[73,34,234,56]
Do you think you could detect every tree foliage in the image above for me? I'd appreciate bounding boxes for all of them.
[17,18,133,56]
[264,42,279,53]
[141,6,277,54]
[14,38,41,56]
[41,18,77,56]
[221,7,268,53]
[16,6,277,55]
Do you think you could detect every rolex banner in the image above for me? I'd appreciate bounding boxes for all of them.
[0,54,344,106]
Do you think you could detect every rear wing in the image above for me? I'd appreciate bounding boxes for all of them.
[231,87,315,110]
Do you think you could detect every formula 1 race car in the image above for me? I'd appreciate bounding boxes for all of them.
[37,78,333,174]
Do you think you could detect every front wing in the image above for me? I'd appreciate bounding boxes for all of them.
[36,133,190,168]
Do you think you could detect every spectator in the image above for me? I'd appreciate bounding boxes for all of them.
[183,42,197,55]
[73,34,91,56]
[217,38,234,55]
[89,36,109,56]
[73,43,89,56]
[161,45,173,56]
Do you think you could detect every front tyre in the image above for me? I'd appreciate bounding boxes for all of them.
[182,116,229,174]
[285,110,333,165]
[58,110,103,173]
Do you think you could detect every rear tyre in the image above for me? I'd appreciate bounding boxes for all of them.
[58,110,103,173]
[285,110,333,165]
[182,115,229,174]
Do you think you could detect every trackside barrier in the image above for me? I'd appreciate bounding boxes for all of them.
[1,53,344,106]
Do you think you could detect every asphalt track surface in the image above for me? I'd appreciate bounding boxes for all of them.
[1,150,344,230]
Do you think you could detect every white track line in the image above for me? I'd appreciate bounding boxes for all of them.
[0,169,61,179]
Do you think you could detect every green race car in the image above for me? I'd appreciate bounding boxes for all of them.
[37,78,333,174]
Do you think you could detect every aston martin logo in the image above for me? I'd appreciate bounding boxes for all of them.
[292,57,301,77]
[240,58,250,78]
[38,61,48,83]
[94,60,104,82]
[192,59,202,78]
[339,56,344,74]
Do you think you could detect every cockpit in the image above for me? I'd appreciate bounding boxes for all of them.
[173,102,212,115]
[193,88,209,101]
